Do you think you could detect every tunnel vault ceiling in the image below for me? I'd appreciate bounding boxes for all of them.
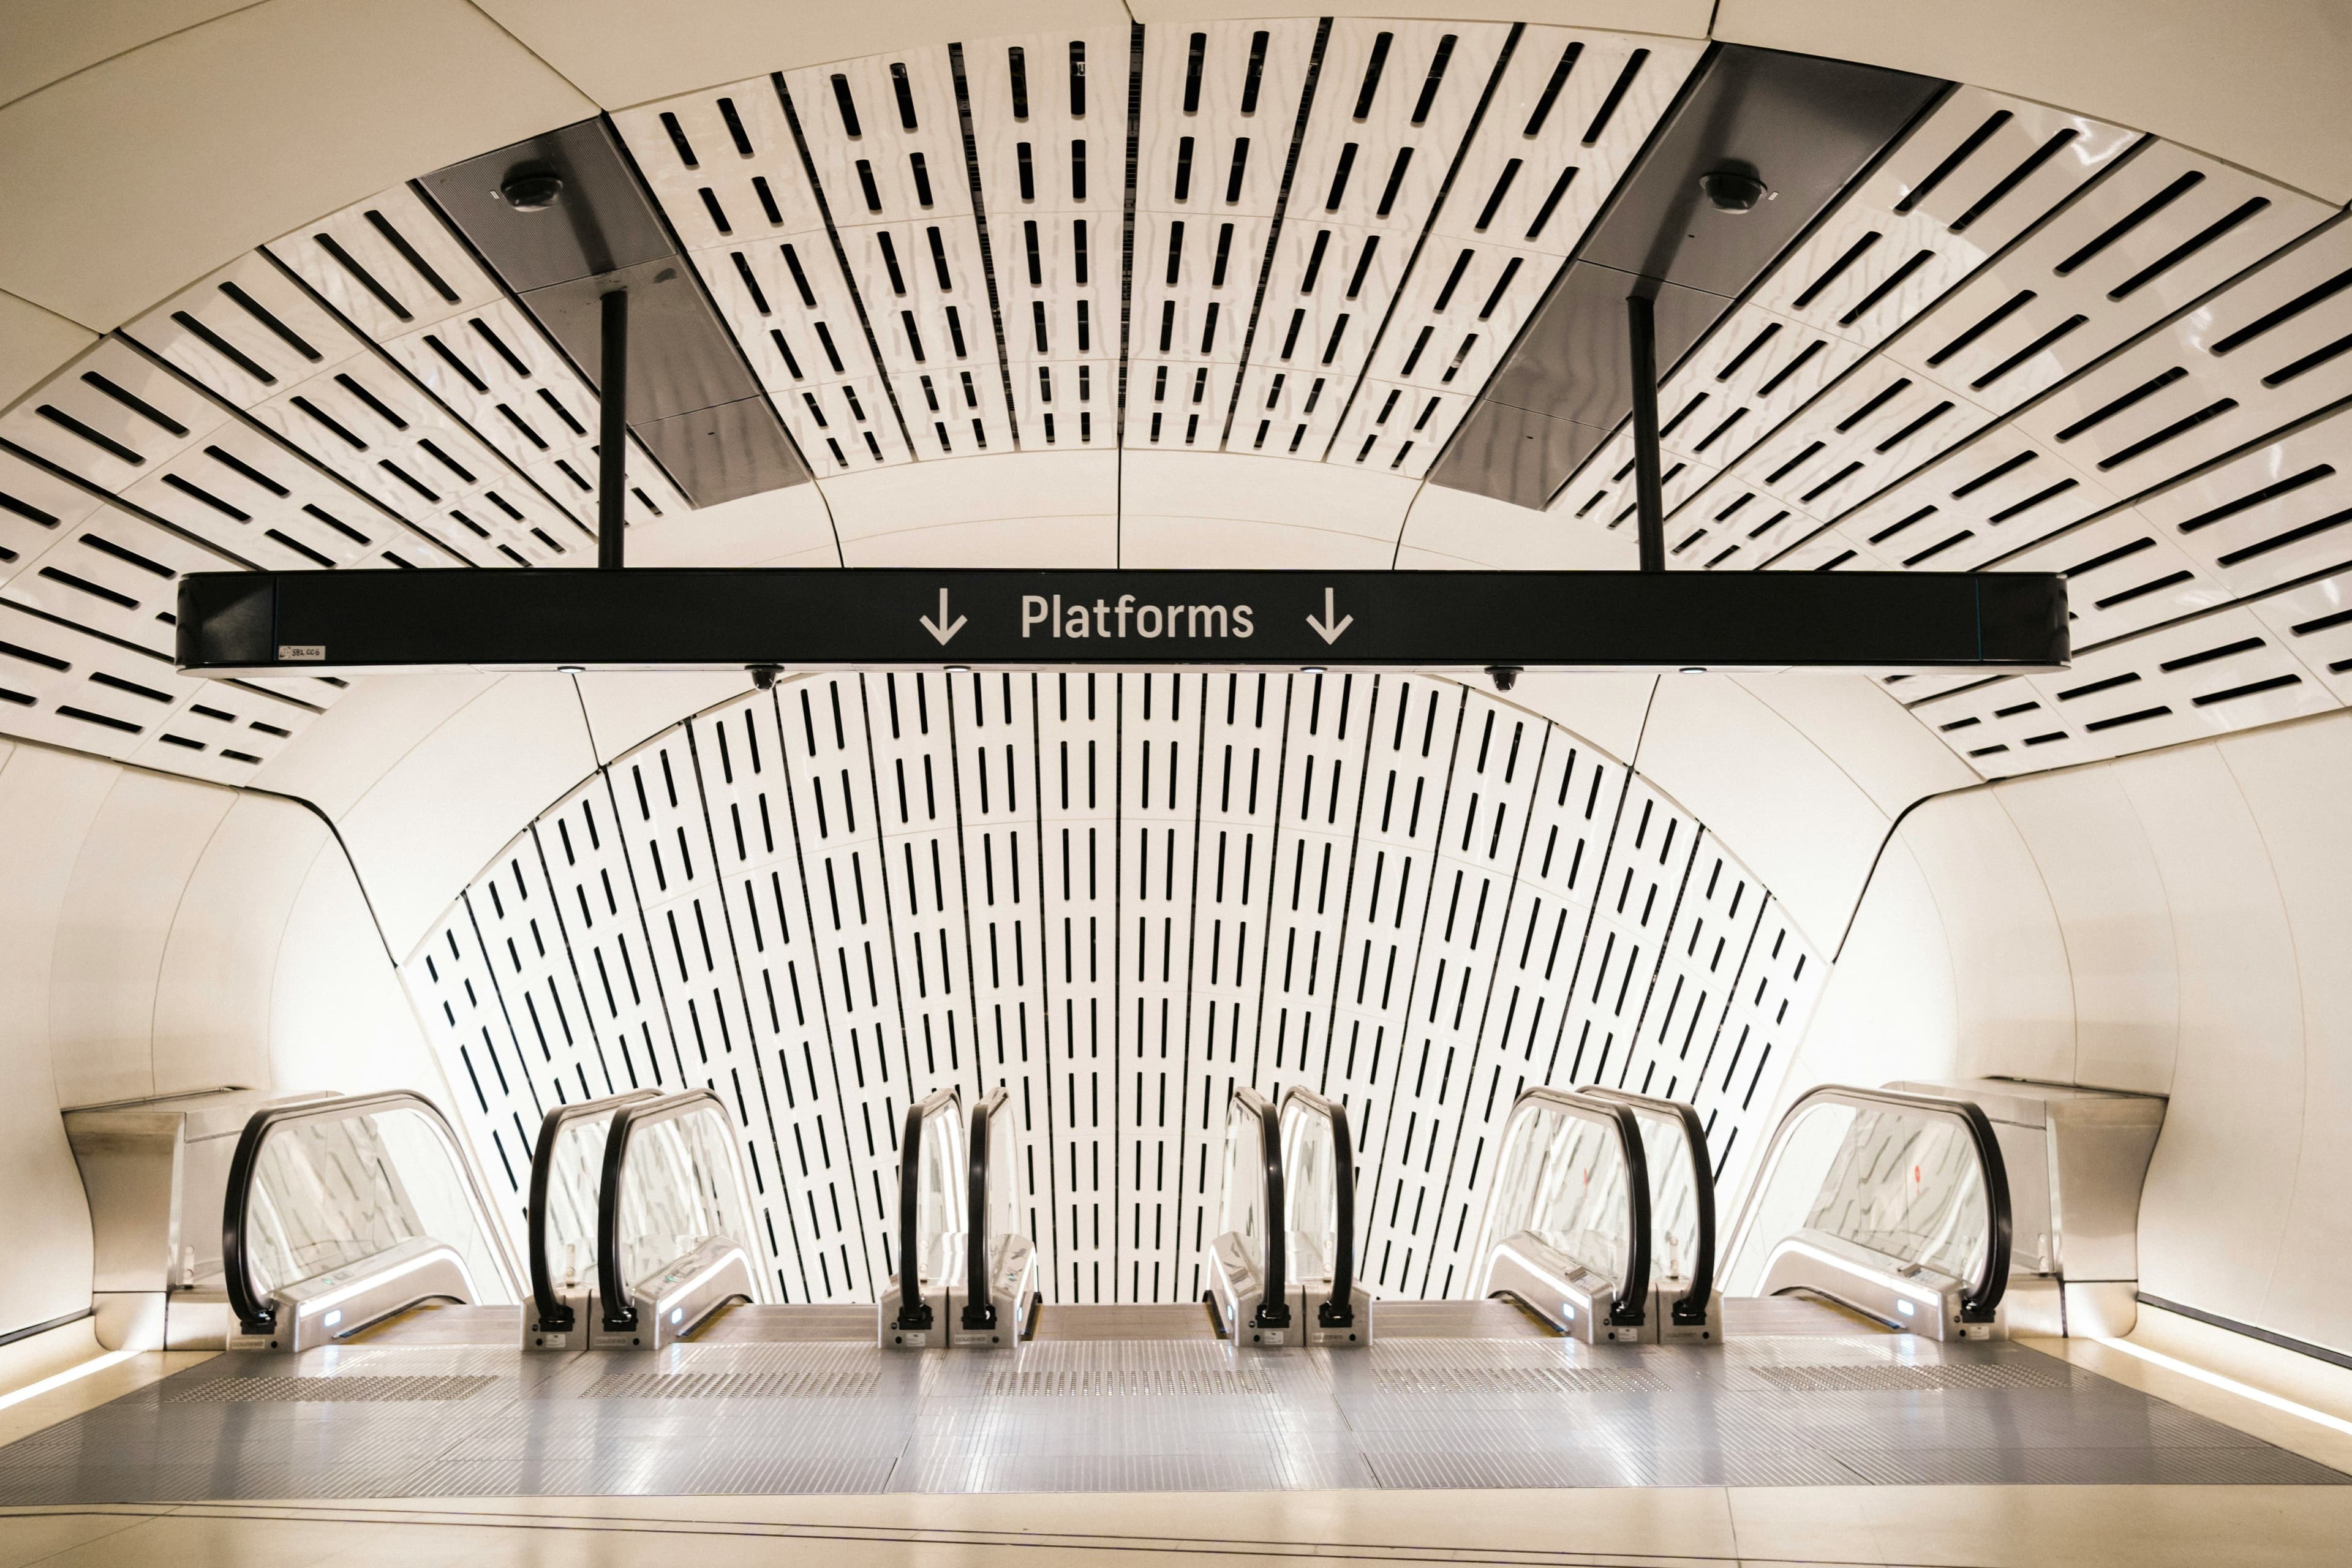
[403,669,1823,1305]
[0,17,2349,796]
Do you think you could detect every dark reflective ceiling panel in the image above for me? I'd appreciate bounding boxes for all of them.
[1430,46,1946,511]
[418,119,674,292]
[418,118,810,506]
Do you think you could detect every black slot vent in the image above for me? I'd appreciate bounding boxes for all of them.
[1581,49,1646,145]
[1949,128,2078,233]
[1523,42,1582,136]
[1894,110,2011,216]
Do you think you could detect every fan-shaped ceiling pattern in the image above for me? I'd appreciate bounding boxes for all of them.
[402,670,1821,1304]
[0,20,2347,792]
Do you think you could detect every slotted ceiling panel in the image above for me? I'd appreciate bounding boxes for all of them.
[1231,21,1510,468]
[792,51,1016,464]
[684,690,866,1303]
[1904,602,2340,776]
[969,31,1131,454]
[1551,87,2140,560]
[1335,28,1703,478]
[612,80,911,476]
[949,671,1055,1287]
[1322,675,1458,1297]
[1698,140,2330,571]
[264,185,685,533]
[1126,20,1319,454]
[0,439,337,781]
[404,673,1825,1308]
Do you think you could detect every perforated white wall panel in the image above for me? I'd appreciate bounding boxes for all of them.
[402,672,1821,1303]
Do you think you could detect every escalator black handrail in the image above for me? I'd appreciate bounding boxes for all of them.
[526,1089,658,1332]
[1233,1085,1289,1328]
[961,1087,1009,1331]
[1491,1087,1653,1326]
[596,1086,741,1332]
[895,1086,962,1332]
[1583,1086,1716,1325]
[221,1089,511,1333]
[1276,1086,1354,1329]
[1728,1084,2013,1322]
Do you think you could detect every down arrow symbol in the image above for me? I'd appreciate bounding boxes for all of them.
[921,588,968,646]
[1305,586,1354,646]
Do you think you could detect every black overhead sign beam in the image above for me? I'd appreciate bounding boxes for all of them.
[176,568,2067,676]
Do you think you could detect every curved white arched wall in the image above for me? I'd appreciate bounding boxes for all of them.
[374,668,1896,1306]
[1811,709,2352,1359]
[0,738,438,1339]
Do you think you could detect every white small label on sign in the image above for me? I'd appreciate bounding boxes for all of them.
[278,645,326,662]
[1262,1329,1286,1345]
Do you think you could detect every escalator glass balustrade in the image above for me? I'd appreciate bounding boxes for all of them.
[1468,1088,1653,1343]
[524,1090,657,1348]
[1207,1086,1372,1348]
[1207,1088,1289,1344]
[1584,1087,1721,1343]
[957,1088,1039,1346]
[223,1091,519,1352]
[884,1085,1037,1349]
[1277,1088,1374,1345]
[595,1088,770,1348]
[1722,1085,2012,1340]
[884,1088,967,1348]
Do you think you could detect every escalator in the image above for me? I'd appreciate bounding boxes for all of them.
[589,1087,772,1348]
[1468,1087,1655,1344]
[1206,1085,1374,1348]
[883,1086,1039,1348]
[222,1091,520,1351]
[522,1088,655,1349]
[1586,1086,1721,1343]
[1719,1084,2011,1340]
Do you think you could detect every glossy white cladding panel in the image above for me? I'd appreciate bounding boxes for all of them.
[1812,709,2352,1358]
[0,737,440,1338]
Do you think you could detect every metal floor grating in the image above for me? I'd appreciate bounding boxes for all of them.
[0,1324,2339,1501]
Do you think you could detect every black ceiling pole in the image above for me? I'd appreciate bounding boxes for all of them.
[597,287,629,570]
[1627,291,1667,574]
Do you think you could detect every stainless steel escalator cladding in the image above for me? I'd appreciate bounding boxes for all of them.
[884,1087,965,1349]
[1468,1088,1653,1344]
[1722,1084,2014,1340]
[956,1087,1039,1347]
[1277,1087,1373,1346]
[1207,1087,1292,1345]
[1584,1086,1721,1343]
[524,1088,657,1348]
[594,1087,769,1348]
[222,1091,520,1352]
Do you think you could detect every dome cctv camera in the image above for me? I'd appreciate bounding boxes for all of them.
[1698,166,1768,213]
[500,167,564,211]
